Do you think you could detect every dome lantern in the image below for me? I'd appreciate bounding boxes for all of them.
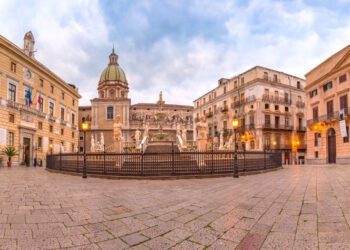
[109,47,118,65]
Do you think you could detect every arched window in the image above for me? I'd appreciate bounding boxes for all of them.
[106,106,114,120]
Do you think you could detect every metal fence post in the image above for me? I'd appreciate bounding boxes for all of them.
[172,142,175,175]
[76,151,79,173]
[103,146,106,174]
[243,148,246,172]
[141,144,144,176]
[264,149,266,169]
[211,146,214,174]
[59,150,62,171]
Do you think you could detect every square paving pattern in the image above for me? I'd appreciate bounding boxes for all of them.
[0,165,349,249]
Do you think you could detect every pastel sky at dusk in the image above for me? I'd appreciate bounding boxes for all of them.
[1,0,350,105]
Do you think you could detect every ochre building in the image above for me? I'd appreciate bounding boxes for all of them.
[78,49,193,152]
[306,45,350,164]
[193,66,306,164]
[0,32,80,166]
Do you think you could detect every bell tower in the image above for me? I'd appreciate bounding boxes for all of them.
[23,31,35,58]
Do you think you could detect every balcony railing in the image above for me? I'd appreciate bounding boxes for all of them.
[231,96,256,109]
[296,101,305,108]
[48,115,56,122]
[61,120,67,126]
[262,95,291,105]
[221,106,229,112]
[206,112,213,118]
[307,111,341,125]
[263,124,294,130]
[296,126,306,132]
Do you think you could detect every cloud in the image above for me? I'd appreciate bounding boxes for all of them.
[1,0,350,106]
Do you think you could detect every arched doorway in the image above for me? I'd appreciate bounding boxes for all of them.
[327,128,336,164]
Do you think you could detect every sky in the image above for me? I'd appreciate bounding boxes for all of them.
[1,0,350,105]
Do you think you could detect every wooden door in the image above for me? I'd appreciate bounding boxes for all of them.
[327,128,336,164]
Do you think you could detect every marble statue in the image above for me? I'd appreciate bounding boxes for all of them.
[195,115,208,151]
[113,115,122,154]
[91,134,95,152]
[135,129,141,147]
[219,130,224,150]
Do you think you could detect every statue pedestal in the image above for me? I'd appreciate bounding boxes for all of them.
[196,139,207,168]
[114,140,122,169]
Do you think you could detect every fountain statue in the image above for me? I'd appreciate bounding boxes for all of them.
[182,127,187,147]
[219,130,224,150]
[135,129,141,148]
[113,115,122,154]
[196,115,208,152]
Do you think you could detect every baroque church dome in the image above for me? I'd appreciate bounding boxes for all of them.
[99,48,128,85]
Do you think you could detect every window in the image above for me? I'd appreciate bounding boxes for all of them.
[285,117,290,127]
[249,115,254,125]
[312,107,318,120]
[61,91,65,100]
[79,147,83,153]
[344,127,349,143]
[250,140,255,150]
[326,100,334,118]
[275,105,279,111]
[8,132,14,146]
[107,106,114,120]
[264,134,271,149]
[72,99,75,106]
[273,74,278,82]
[9,114,14,123]
[38,122,43,130]
[315,151,319,158]
[340,95,348,110]
[265,115,271,126]
[314,133,321,147]
[49,125,53,133]
[71,113,75,125]
[50,85,54,94]
[241,77,244,85]
[60,107,65,121]
[263,72,268,79]
[8,83,16,101]
[285,106,289,112]
[297,81,301,89]
[223,86,227,94]
[264,89,269,95]
[49,102,54,116]
[38,137,42,149]
[61,128,64,135]
[309,89,318,98]
[197,101,199,108]
[223,120,227,130]
[10,62,16,72]
[234,81,238,89]
[323,82,332,92]
[72,132,75,138]
[39,79,44,87]
[80,134,83,141]
[339,74,347,84]
[265,103,270,109]
[72,143,75,152]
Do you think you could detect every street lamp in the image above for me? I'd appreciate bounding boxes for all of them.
[232,119,239,178]
[49,143,53,155]
[82,121,89,178]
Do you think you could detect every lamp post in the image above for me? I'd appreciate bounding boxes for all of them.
[232,119,239,178]
[82,121,89,178]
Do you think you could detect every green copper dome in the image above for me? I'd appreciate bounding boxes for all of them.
[99,49,128,85]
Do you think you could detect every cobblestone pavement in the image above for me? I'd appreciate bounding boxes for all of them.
[1,165,350,249]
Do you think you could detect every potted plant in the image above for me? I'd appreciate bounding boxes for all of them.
[2,146,17,167]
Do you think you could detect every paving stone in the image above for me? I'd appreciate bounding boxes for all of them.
[97,238,129,249]
[121,232,149,246]
[189,228,220,246]
[143,236,176,249]
[163,228,192,243]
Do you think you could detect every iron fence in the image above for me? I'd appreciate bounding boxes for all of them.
[46,150,282,177]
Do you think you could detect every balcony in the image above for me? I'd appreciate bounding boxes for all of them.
[48,115,56,122]
[262,95,291,105]
[307,111,340,126]
[206,111,213,118]
[296,101,305,108]
[60,120,67,126]
[37,111,46,118]
[72,124,77,130]
[221,106,229,113]
[263,123,294,130]
[296,126,306,132]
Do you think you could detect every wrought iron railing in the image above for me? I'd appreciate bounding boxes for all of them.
[46,150,282,177]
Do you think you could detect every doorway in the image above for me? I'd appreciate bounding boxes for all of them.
[327,128,336,164]
[23,137,31,166]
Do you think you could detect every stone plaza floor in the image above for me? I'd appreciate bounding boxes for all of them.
[0,165,349,249]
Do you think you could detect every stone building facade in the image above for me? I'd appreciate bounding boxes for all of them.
[306,45,350,164]
[0,32,80,166]
[78,50,193,152]
[193,66,306,164]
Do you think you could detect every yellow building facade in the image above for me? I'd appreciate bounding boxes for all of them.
[306,45,350,164]
[0,32,80,166]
